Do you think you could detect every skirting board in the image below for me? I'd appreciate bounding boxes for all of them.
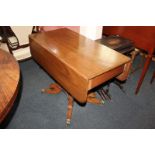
[0,43,31,61]
[13,47,31,61]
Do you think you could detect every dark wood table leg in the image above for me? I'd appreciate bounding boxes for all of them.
[150,71,155,84]
[66,94,74,125]
[135,55,152,94]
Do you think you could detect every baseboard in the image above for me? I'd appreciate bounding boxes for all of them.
[0,43,32,61]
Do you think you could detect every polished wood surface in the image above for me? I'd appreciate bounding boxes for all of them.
[103,26,155,94]
[29,28,130,103]
[0,49,20,123]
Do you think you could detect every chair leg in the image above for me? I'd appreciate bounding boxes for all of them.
[130,49,145,74]
[135,55,152,94]
[150,71,155,84]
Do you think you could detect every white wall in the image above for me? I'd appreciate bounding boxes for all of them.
[11,26,32,45]
[0,26,32,60]
[80,26,102,40]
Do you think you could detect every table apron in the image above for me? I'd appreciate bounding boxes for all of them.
[88,65,124,90]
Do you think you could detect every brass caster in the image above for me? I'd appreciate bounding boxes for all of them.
[41,89,45,93]
[101,100,105,105]
[66,119,71,127]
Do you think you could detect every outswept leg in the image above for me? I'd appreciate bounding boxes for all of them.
[41,83,62,94]
[66,94,74,126]
[41,83,105,126]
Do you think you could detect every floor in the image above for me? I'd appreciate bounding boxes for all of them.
[2,55,155,129]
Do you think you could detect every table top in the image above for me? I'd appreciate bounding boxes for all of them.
[0,49,20,123]
[30,28,130,80]
[30,28,130,102]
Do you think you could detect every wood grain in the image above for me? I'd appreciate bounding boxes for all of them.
[29,28,130,103]
[0,49,20,123]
